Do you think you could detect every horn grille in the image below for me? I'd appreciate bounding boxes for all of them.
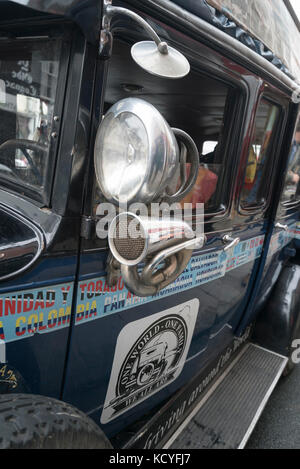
[112,215,146,262]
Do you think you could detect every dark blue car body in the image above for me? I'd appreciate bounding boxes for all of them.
[0,0,299,448]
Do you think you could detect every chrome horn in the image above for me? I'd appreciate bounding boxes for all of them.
[108,212,205,297]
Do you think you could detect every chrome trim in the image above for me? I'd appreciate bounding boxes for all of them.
[0,206,44,282]
[108,212,205,296]
[101,2,190,79]
[281,198,300,207]
[222,234,240,251]
[120,246,194,297]
[146,0,300,92]
[108,212,197,266]
[94,98,179,207]
[275,223,289,231]
[104,5,162,48]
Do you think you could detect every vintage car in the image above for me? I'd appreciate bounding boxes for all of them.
[0,0,299,449]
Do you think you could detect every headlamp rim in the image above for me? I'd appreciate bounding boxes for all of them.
[94,97,179,207]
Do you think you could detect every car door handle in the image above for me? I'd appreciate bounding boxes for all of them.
[222,235,240,252]
[275,223,289,231]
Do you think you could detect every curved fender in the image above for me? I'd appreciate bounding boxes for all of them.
[253,263,300,357]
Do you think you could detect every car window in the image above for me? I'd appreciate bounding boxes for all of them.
[0,38,61,201]
[240,98,280,210]
[92,38,236,216]
[280,114,300,205]
[202,141,218,155]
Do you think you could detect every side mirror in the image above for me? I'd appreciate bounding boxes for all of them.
[0,207,44,281]
[100,0,190,79]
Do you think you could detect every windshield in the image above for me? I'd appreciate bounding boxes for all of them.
[0,38,61,202]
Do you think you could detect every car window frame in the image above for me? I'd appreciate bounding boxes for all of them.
[279,112,300,210]
[0,28,71,207]
[238,94,285,217]
[89,34,246,224]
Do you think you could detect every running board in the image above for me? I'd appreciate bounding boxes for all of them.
[166,343,288,449]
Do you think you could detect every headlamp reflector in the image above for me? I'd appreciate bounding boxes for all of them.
[95,110,149,206]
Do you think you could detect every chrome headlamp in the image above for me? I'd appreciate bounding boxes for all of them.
[95,98,202,297]
[94,98,199,207]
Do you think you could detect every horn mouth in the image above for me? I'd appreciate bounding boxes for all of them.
[107,212,205,297]
[108,213,148,266]
[108,212,197,267]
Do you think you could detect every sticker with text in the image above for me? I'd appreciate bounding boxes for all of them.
[0,283,73,343]
[101,299,199,424]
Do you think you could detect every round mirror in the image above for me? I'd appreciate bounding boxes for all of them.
[131,41,190,79]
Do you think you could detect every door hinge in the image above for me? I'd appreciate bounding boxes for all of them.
[80,216,96,240]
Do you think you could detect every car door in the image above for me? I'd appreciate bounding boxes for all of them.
[250,109,300,320]
[61,2,288,439]
[0,24,92,398]
[273,111,300,256]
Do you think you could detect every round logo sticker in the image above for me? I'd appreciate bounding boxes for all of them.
[116,315,187,401]
[101,300,199,424]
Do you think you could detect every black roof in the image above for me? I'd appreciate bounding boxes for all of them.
[0,0,101,42]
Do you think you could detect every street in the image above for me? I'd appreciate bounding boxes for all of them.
[247,363,300,449]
